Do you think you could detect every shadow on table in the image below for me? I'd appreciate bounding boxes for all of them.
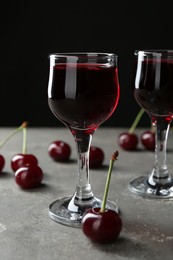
[92,235,154,259]
[50,159,77,164]
[0,171,13,179]
[17,182,51,193]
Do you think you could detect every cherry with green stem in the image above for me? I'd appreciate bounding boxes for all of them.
[11,122,38,172]
[8,122,44,189]
[118,108,145,150]
[0,122,42,185]
[82,151,122,244]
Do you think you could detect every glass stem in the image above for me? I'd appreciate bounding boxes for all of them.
[148,117,172,187]
[72,130,94,203]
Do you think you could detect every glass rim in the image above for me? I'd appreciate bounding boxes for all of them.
[135,50,173,56]
[49,52,118,59]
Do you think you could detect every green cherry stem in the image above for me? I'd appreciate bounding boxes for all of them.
[22,123,27,154]
[150,124,155,133]
[0,121,28,149]
[128,108,145,134]
[100,151,119,213]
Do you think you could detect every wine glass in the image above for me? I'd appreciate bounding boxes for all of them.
[47,53,120,227]
[130,50,173,198]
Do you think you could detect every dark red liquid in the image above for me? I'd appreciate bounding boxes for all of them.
[134,59,173,122]
[48,63,120,131]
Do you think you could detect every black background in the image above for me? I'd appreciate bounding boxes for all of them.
[1,1,172,127]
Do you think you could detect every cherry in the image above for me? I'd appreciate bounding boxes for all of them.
[82,207,122,243]
[10,121,39,172]
[82,151,122,244]
[0,155,5,172]
[15,163,43,189]
[141,130,155,151]
[118,132,138,150]
[48,141,71,162]
[89,146,104,168]
[11,153,38,172]
[118,108,145,151]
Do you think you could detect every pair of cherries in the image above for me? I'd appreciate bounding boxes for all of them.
[118,130,155,151]
[0,152,43,189]
[48,140,105,168]
[118,108,155,151]
[0,122,43,189]
[11,153,43,189]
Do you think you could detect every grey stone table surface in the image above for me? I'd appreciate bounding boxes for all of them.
[0,127,173,260]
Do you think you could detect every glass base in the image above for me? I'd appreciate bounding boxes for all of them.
[49,195,119,227]
[129,176,173,199]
